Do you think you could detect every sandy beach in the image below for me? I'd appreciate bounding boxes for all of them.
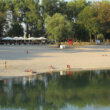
[0,45,110,77]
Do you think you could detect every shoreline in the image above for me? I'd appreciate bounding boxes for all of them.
[0,45,110,77]
[0,67,110,79]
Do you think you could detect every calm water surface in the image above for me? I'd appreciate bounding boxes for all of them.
[0,70,110,110]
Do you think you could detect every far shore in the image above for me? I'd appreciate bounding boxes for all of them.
[0,45,110,77]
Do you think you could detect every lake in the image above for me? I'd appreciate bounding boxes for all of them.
[0,70,110,110]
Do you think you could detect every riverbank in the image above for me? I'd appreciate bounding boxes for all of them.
[0,45,110,77]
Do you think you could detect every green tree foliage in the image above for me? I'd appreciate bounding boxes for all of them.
[7,23,24,37]
[78,6,99,41]
[46,13,72,41]
[98,2,110,33]
[5,0,43,37]
[57,1,67,15]
[0,0,110,41]
[25,0,43,36]
[42,0,58,17]
[66,0,87,20]
[0,0,7,37]
[5,0,25,36]
[72,23,89,41]
[0,12,6,37]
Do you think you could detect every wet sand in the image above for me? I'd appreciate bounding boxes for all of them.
[0,45,110,77]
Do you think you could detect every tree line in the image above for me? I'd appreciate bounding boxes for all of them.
[0,0,110,42]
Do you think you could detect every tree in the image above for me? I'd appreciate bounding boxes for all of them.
[57,1,67,15]
[78,6,99,41]
[7,23,24,37]
[66,0,88,21]
[98,2,110,33]
[41,0,58,17]
[92,1,110,39]
[5,0,24,36]
[25,0,43,37]
[5,0,44,37]
[45,13,72,42]
[0,0,7,37]
[0,0,110,41]
[0,12,6,37]
[72,23,89,41]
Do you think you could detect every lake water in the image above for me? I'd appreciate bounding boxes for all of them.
[0,70,110,110]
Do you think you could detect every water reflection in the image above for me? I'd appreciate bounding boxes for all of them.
[0,70,110,110]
